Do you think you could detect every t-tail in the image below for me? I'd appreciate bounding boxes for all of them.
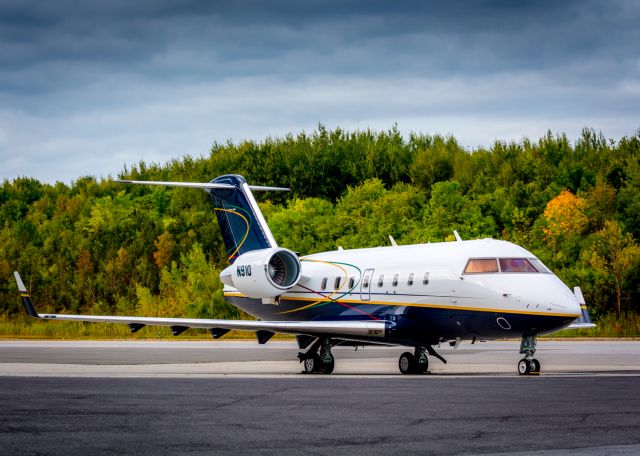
[208,175,281,262]
[116,174,289,263]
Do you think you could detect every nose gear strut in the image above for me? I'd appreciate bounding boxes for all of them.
[518,333,540,375]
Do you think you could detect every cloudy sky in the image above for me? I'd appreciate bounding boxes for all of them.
[1,0,639,183]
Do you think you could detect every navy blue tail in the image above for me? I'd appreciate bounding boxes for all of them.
[208,175,276,263]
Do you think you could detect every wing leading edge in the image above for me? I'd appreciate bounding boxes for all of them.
[14,272,387,341]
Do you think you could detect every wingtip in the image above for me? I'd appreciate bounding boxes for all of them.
[14,271,27,292]
[14,271,39,318]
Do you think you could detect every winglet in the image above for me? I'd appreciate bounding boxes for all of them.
[567,286,596,329]
[14,272,40,318]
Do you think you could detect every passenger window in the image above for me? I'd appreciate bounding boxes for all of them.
[321,277,327,290]
[423,272,430,285]
[464,259,499,274]
[500,258,538,273]
[377,274,384,287]
[363,277,369,288]
[348,277,355,289]
[334,277,341,289]
[392,274,399,287]
[408,273,414,286]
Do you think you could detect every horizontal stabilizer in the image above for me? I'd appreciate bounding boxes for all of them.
[115,180,290,192]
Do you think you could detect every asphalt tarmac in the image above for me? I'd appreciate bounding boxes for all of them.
[1,339,638,377]
[1,340,639,455]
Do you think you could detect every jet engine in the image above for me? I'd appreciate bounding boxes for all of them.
[220,248,301,298]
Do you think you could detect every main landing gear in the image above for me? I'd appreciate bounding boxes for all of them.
[297,338,448,375]
[518,333,540,375]
[398,345,447,375]
[298,337,335,374]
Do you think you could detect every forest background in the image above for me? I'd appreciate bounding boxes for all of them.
[2,126,640,338]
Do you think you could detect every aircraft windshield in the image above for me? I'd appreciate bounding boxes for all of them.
[464,258,551,274]
[464,259,499,273]
[499,258,537,273]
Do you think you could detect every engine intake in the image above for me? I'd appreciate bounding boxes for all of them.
[220,248,301,298]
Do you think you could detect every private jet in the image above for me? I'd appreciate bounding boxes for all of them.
[15,174,594,375]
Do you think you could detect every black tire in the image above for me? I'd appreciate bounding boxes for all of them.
[304,353,321,373]
[530,358,540,373]
[399,352,417,375]
[322,358,335,374]
[518,358,531,375]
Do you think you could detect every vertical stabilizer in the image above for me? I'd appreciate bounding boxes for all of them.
[208,175,277,262]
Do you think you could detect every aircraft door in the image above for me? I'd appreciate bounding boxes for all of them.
[360,268,374,301]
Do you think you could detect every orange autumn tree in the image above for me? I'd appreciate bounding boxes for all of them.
[542,190,588,256]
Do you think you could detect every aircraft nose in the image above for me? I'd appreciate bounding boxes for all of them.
[548,277,581,316]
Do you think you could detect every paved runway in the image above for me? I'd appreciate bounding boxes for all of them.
[1,340,639,455]
[0,339,638,377]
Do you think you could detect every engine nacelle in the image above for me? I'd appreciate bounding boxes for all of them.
[220,248,301,299]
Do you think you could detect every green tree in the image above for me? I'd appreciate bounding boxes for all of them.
[587,220,640,317]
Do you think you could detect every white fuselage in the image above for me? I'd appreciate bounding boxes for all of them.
[286,238,581,320]
[223,238,582,343]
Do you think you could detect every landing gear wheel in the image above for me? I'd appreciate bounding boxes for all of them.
[304,353,321,373]
[322,357,335,374]
[530,358,540,373]
[417,358,429,374]
[399,352,417,375]
[518,358,531,375]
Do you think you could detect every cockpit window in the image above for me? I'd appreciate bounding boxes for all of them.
[499,258,538,273]
[464,259,499,273]
[463,257,553,274]
[529,258,552,273]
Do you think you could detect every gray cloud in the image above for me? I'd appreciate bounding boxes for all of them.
[0,0,638,183]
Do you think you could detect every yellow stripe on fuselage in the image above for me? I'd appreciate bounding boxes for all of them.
[223,292,580,318]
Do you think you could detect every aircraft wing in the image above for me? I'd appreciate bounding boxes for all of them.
[14,272,387,341]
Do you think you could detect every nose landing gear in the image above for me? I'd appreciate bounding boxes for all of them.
[518,333,540,375]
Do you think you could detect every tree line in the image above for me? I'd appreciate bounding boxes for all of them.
[1,126,639,325]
